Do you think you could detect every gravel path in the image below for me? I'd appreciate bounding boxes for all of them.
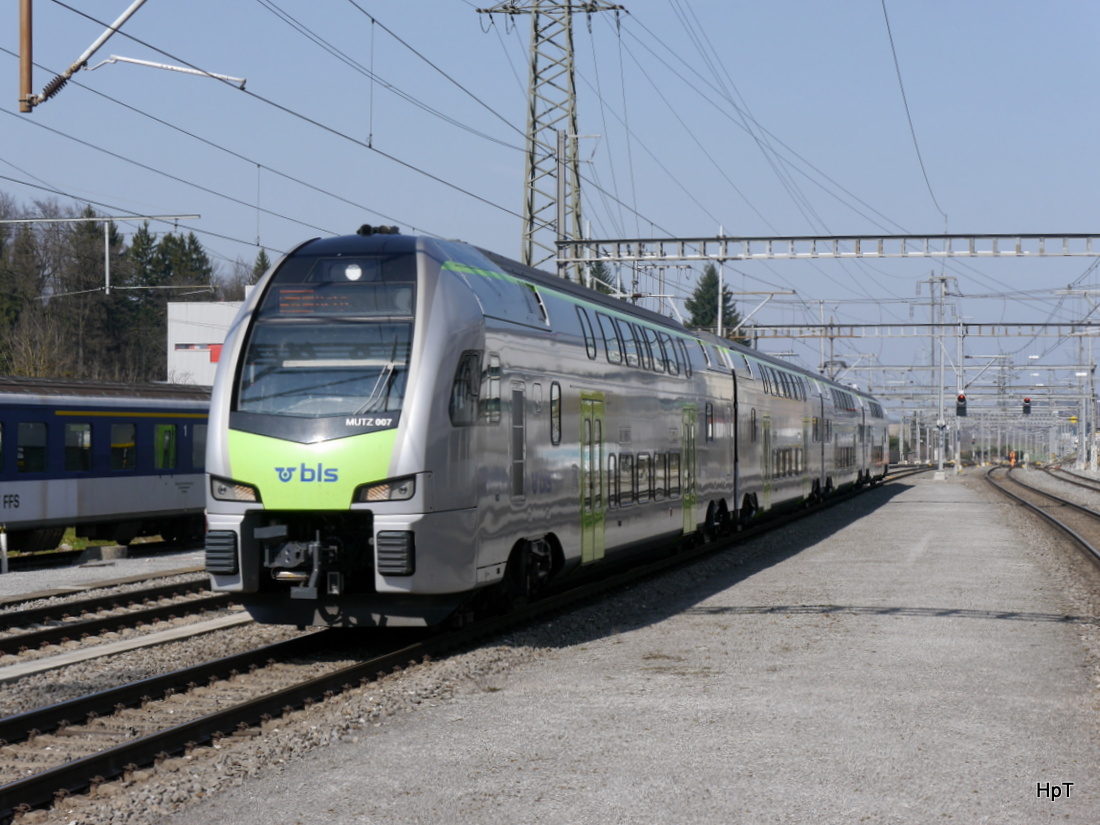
[16,472,1100,824]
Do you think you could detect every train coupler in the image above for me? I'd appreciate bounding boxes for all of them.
[258,526,336,600]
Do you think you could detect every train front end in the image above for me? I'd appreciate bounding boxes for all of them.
[204,230,483,627]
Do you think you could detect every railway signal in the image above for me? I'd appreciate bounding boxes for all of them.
[955,393,967,417]
[1023,397,1031,415]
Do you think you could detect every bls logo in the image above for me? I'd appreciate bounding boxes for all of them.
[274,464,339,483]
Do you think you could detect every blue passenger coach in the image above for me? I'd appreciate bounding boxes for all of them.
[0,377,209,552]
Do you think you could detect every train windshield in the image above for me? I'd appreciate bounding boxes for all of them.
[235,252,417,418]
[236,321,411,418]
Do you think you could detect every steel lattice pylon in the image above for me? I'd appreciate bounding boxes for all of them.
[479,2,624,276]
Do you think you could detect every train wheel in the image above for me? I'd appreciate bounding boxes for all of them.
[500,538,553,610]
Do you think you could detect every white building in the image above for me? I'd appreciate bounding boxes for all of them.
[166,301,242,386]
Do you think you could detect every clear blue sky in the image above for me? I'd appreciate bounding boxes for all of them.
[3,1,1100,401]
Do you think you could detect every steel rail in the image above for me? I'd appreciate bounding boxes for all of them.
[0,593,234,655]
[985,467,1100,567]
[0,579,210,630]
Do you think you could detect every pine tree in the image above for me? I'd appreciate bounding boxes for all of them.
[684,264,746,344]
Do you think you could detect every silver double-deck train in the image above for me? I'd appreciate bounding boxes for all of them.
[0,378,209,552]
[204,228,888,627]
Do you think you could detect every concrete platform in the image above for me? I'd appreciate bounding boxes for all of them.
[117,475,1100,822]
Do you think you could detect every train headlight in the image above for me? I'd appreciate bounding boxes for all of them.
[211,476,261,503]
[354,476,415,503]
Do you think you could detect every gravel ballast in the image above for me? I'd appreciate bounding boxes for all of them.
[15,472,1100,824]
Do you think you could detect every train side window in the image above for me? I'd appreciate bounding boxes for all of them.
[17,422,47,473]
[668,452,681,497]
[192,424,208,471]
[750,409,758,443]
[111,423,137,471]
[511,387,526,499]
[449,350,481,427]
[65,423,92,471]
[619,453,634,506]
[154,424,178,470]
[654,452,667,500]
[633,324,654,371]
[641,327,664,373]
[812,417,821,443]
[596,313,622,364]
[481,354,502,424]
[705,403,715,442]
[616,319,640,368]
[678,340,693,377]
[636,453,652,502]
[550,382,562,445]
[657,332,679,375]
[608,454,618,509]
[576,307,597,360]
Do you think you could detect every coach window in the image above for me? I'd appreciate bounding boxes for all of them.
[550,382,562,445]
[616,319,640,368]
[658,332,679,375]
[597,313,622,364]
[192,424,208,471]
[654,452,667,500]
[154,424,178,470]
[481,354,502,424]
[635,453,651,502]
[750,408,758,443]
[65,423,92,471]
[17,422,47,473]
[608,454,618,508]
[668,453,681,497]
[619,453,634,506]
[576,307,597,360]
[449,350,481,427]
[705,403,715,442]
[678,340,693,377]
[111,423,136,471]
[633,323,654,370]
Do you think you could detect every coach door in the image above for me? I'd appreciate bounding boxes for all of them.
[682,405,697,536]
[580,394,606,564]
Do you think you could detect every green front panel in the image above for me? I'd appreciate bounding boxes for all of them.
[682,405,697,535]
[227,428,399,510]
[580,394,606,564]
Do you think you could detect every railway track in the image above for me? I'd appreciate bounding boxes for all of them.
[0,578,234,659]
[985,466,1100,568]
[1043,465,1100,495]
[0,471,918,820]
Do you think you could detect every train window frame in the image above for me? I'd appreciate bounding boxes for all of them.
[654,452,667,500]
[192,424,207,471]
[550,382,562,446]
[596,312,623,365]
[511,385,526,499]
[616,319,641,368]
[575,306,598,360]
[632,323,654,371]
[635,452,652,502]
[17,421,47,474]
[64,422,92,472]
[608,453,618,509]
[657,332,679,375]
[618,453,634,506]
[481,353,502,424]
[154,423,178,470]
[668,452,681,497]
[111,422,137,471]
[641,327,664,373]
[449,350,481,427]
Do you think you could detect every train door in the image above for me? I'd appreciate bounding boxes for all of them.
[580,393,606,564]
[681,405,697,536]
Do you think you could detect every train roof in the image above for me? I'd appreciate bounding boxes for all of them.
[0,376,210,403]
